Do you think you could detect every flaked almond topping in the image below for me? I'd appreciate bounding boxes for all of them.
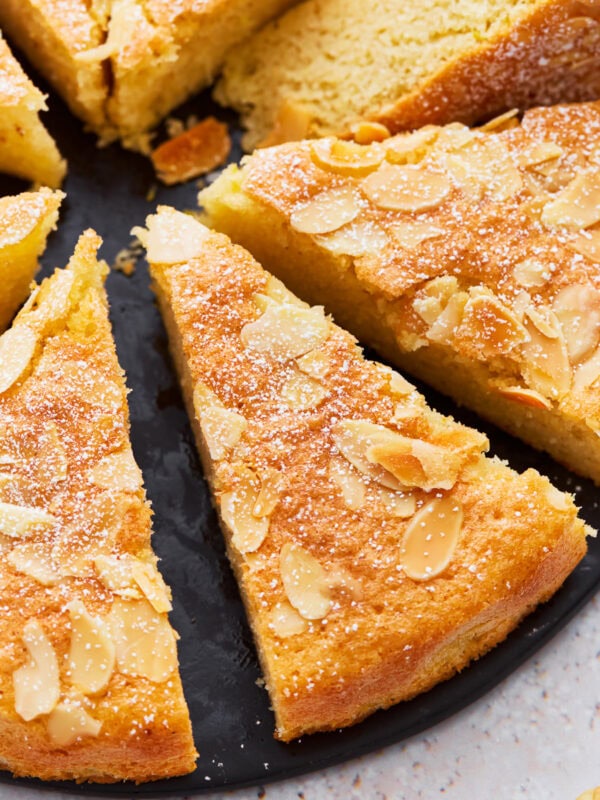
[426,293,468,345]
[569,229,600,263]
[221,469,270,553]
[329,458,367,511]
[280,543,331,620]
[241,304,329,360]
[108,597,177,683]
[332,419,405,491]
[137,208,209,264]
[553,284,600,364]
[199,405,247,461]
[131,561,173,614]
[518,141,564,169]
[545,485,571,512]
[455,292,529,357]
[362,164,451,212]
[296,349,330,381]
[573,346,600,393]
[374,364,415,397]
[383,127,440,164]
[479,108,520,132]
[88,448,143,493]
[316,219,388,257]
[429,123,475,154]
[7,542,60,585]
[262,275,307,307]
[400,496,463,581]
[371,485,417,518]
[258,99,311,147]
[369,434,469,492]
[67,600,116,695]
[0,326,37,395]
[26,270,76,331]
[524,303,560,339]
[310,138,384,176]
[13,619,60,721]
[349,120,391,145]
[253,467,284,518]
[388,220,444,250]
[512,258,549,288]
[495,385,553,410]
[521,318,572,400]
[541,172,600,229]
[442,138,522,201]
[269,601,307,638]
[37,422,68,483]
[47,700,102,747]
[290,186,362,234]
[281,368,327,411]
[94,554,142,599]
[0,502,56,538]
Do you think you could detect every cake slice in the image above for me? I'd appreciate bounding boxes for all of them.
[0,33,66,187]
[142,207,589,741]
[201,100,600,485]
[215,0,600,150]
[0,188,62,332]
[0,0,297,148]
[0,232,197,781]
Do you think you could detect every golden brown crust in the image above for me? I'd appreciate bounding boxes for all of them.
[0,232,197,781]
[145,210,588,741]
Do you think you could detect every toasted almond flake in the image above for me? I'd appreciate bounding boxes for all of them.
[545,485,571,512]
[329,458,367,511]
[221,469,269,553]
[13,620,60,721]
[0,326,37,395]
[513,258,549,288]
[369,435,468,492]
[374,364,415,397]
[310,139,385,176]
[479,108,520,132]
[280,543,331,620]
[400,496,463,581]
[296,349,330,381]
[88,448,143,493]
[524,304,560,339]
[371,485,417,518]
[388,220,444,250]
[131,561,173,614]
[108,597,177,683]
[332,420,405,491]
[383,127,440,164]
[253,467,284,518]
[349,120,391,145]
[573,346,600,393]
[47,701,102,746]
[541,172,600,229]
[553,284,600,363]
[521,318,572,399]
[443,138,523,201]
[27,271,76,331]
[7,542,60,585]
[455,292,529,357]
[258,99,311,147]
[316,219,388,257]
[426,293,469,344]
[241,304,329,360]
[67,600,116,695]
[281,368,327,411]
[262,275,307,307]
[199,405,247,461]
[429,123,475,154]
[495,385,553,410]
[362,164,451,212]
[269,601,307,638]
[518,141,564,169]
[94,554,143,599]
[151,117,231,185]
[0,502,56,538]
[569,229,600,263]
[138,208,209,264]
[290,186,362,234]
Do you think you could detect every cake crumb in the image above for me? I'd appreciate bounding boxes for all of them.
[151,117,231,185]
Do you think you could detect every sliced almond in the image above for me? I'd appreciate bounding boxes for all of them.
[88,448,143,493]
[362,164,451,212]
[553,284,600,364]
[455,292,529,358]
[281,368,327,411]
[521,318,572,399]
[258,100,312,147]
[442,138,522,201]
[479,108,520,132]
[349,120,391,145]
[13,619,60,721]
[262,275,307,307]
[137,208,209,264]
[332,419,405,491]
[518,142,564,169]
[400,496,463,581]
[368,435,470,492]
[495,385,553,410]
[316,219,388,257]
[269,601,307,638]
[545,485,571,512]
[67,600,115,695]
[199,405,247,461]
[108,597,177,683]
[0,502,56,538]
[388,220,444,250]
[220,469,269,553]
[131,561,172,614]
[94,554,143,599]
[374,364,415,397]
[573,346,600,393]
[512,258,550,288]
[524,303,560,339]
[426,292,469,344]
[569,229,600,263]
[0,326,37,395]
[253,467,284,518]
[383,127,440,164]
[290,186,362,235]
[280,543,331,620]
[7,542,60,585]
[329,457,367,511]
[241,304,329,360]
[541,172,600,229]
[47,700,102,746]
[371,485,417,518]
[310,139,384,176]
[296,349,330,381]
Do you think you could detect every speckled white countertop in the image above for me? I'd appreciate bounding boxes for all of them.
[0,594,598,800]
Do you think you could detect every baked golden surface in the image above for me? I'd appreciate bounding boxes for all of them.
[216,0,600,150]
[201,100,600,484]
[144,208,589,741]
[0,33,66,187]
[0,232,197,781]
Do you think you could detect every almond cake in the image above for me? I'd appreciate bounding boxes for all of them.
[201,100,600,485]
[0,188,62,332]
[215,0,600,150]
[142,206,589,741]
[0,231,197,781]
[0,33,65,187]
[0,0,297,148]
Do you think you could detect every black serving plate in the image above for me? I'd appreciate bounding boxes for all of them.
[0,61,599,797]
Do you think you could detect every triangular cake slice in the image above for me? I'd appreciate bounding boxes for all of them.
[201,100,600,484]
[0,232,197,781]
[0,188,62,332]
[0,33,66,187]
[142,207,589,741]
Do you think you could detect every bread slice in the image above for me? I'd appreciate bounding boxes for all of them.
[142,206,589,741]
[0,232,197,781]
[215,0,600,150]
[201,100,600,485]
[0,0,297,148]
[0,33,66,187]
[0,189,62,332]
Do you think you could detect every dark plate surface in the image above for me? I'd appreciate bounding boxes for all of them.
[0,65,599,797]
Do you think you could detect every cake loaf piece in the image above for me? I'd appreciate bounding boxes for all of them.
[0,188,62,332]
[201,100,600,484]
[0,33,65,187]
[215,0,600,149]
[0,0,297,147]
[0,232,197,781]
[142,207,589,741]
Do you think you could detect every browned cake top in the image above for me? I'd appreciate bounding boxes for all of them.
[229,101,600,424]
